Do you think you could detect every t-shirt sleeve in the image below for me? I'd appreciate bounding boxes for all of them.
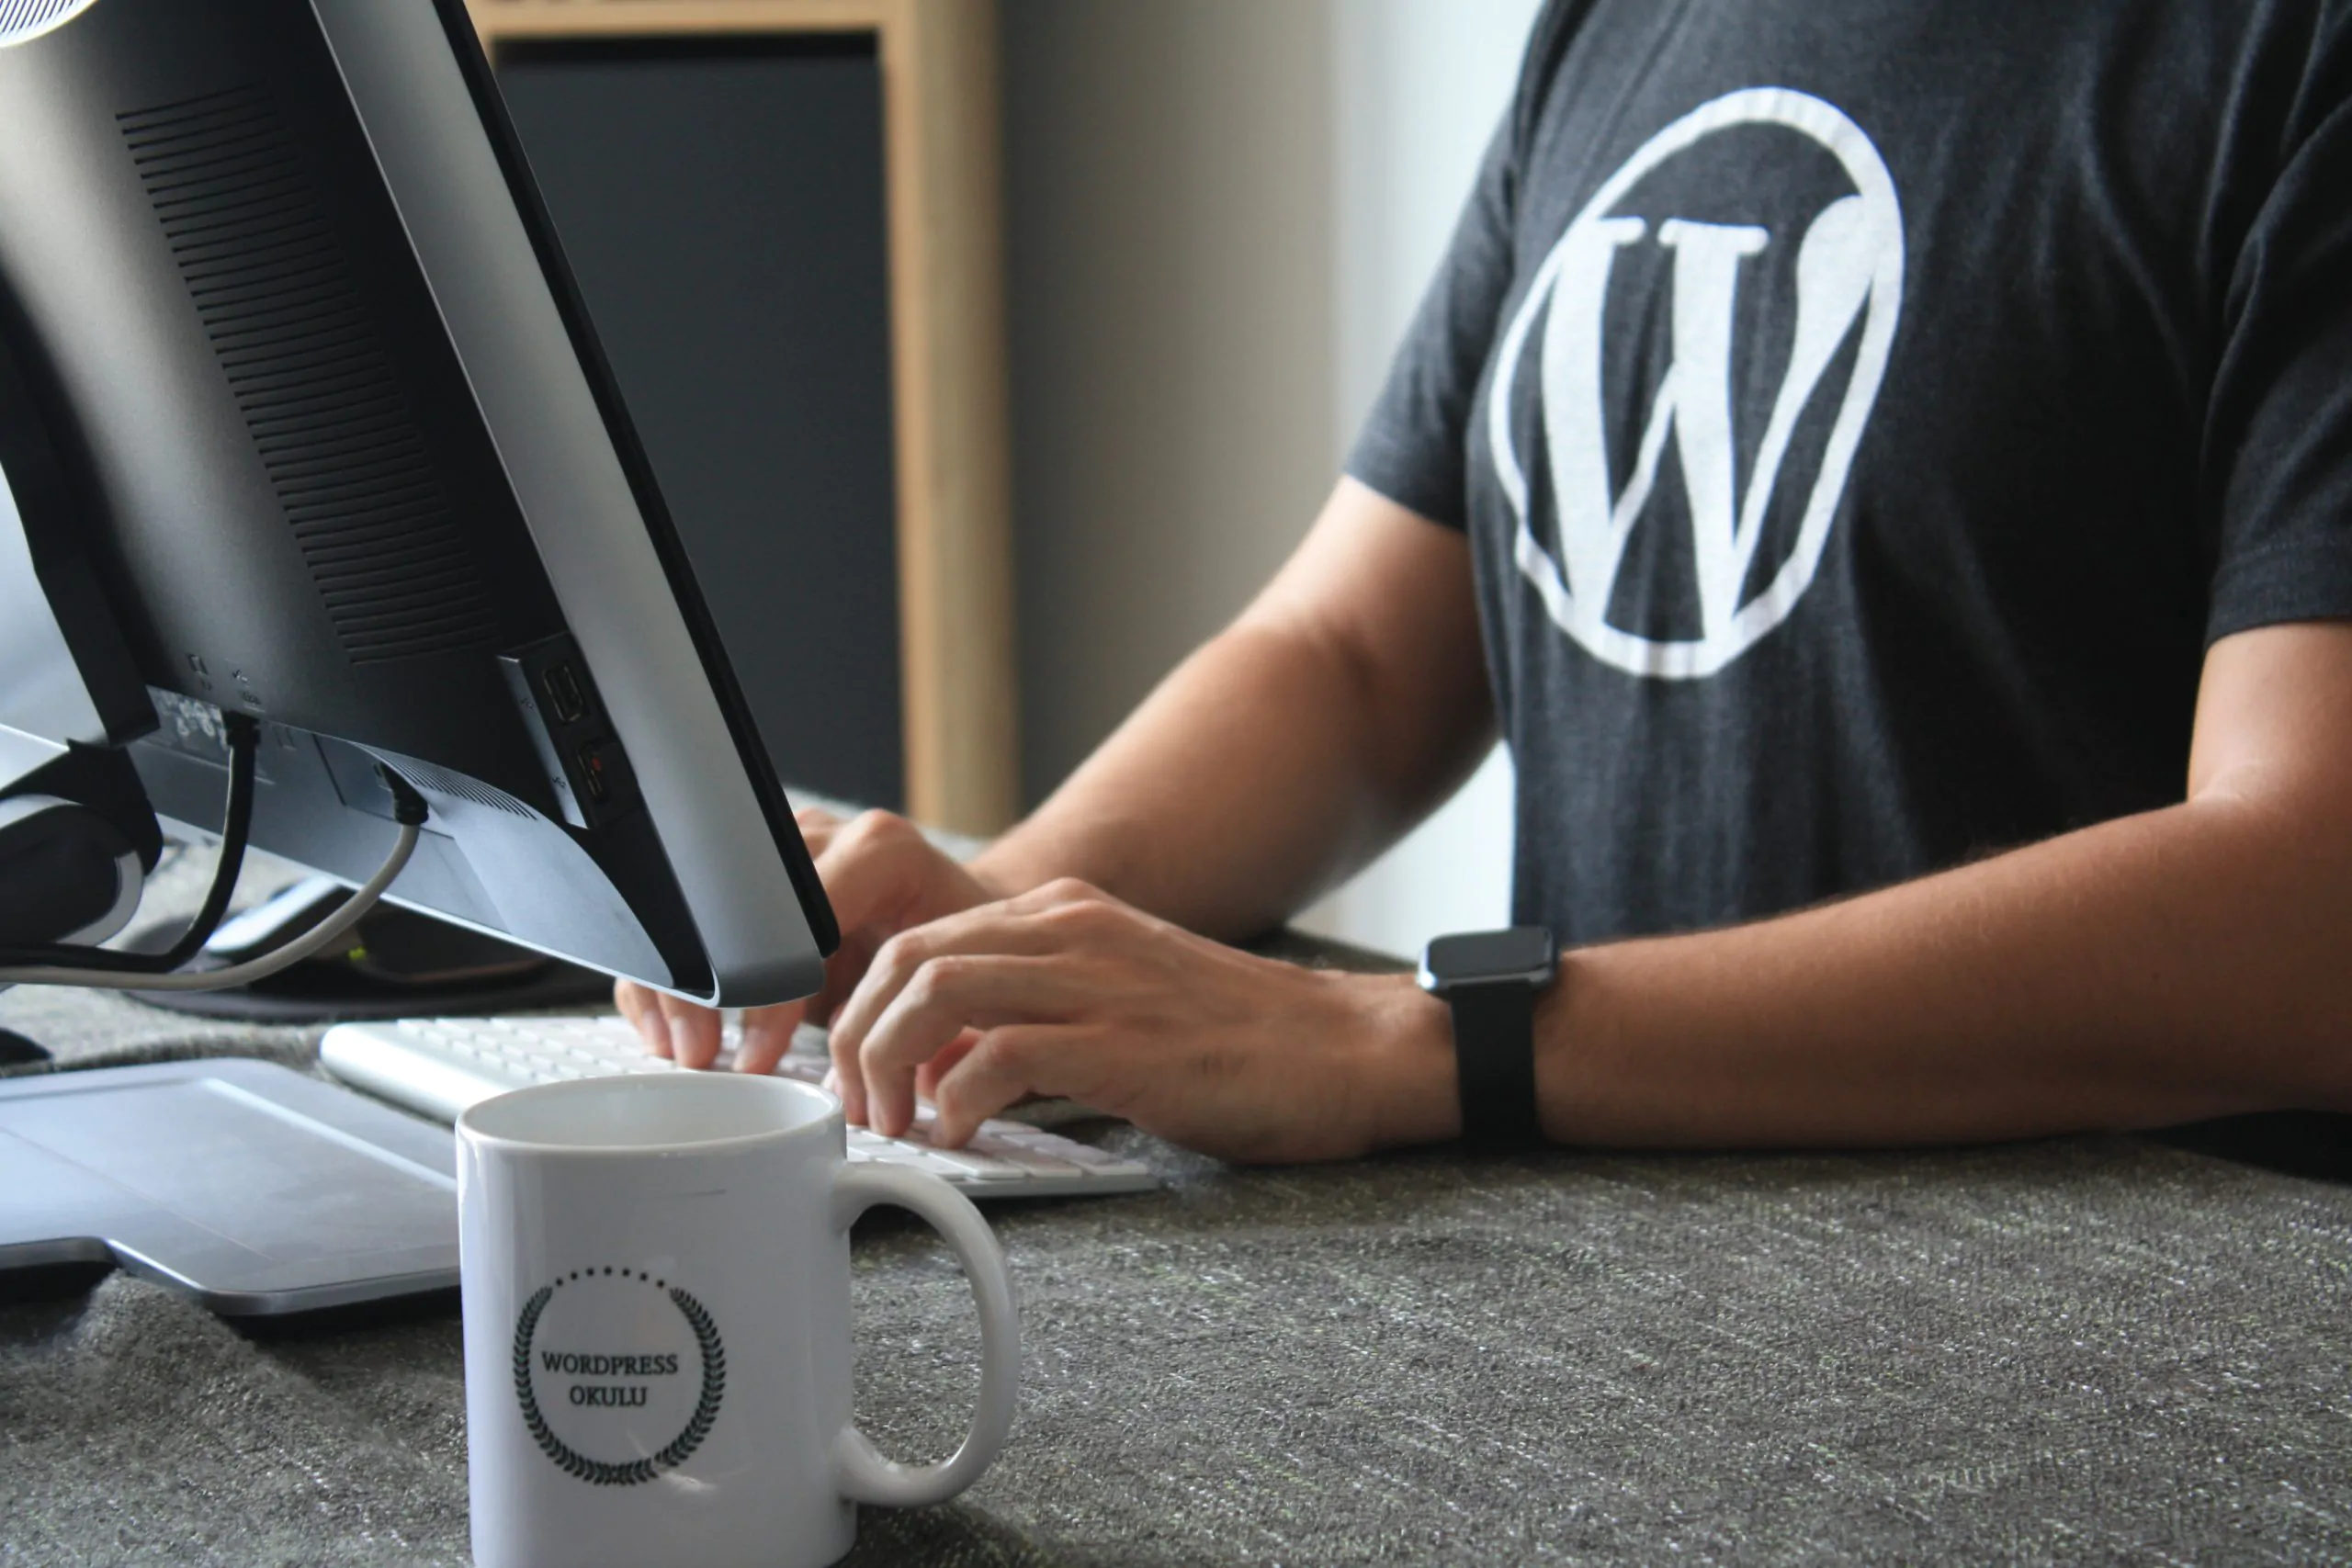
[1342,114,1521,531]
[2202,28,2352,643]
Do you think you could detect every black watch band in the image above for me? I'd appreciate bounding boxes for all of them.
[1444,981,1542,1149]
[1420,926,1555,1151]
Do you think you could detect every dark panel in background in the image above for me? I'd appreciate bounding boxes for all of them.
[497,35,903,811]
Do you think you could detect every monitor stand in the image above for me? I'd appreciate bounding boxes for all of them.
[125,877,614,1024]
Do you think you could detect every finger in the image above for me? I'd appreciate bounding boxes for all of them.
[810,929,880,1032]
[734,1001,807,1076]
[829,1023,869,1125]
[929,1026,1090,1147]
[827,900,1091,1068]
[804,818,941,940]
[805,811,992,1117]
[821,932,884,1123]
[794,805,844,857]
[614,980,671,1059]
[657,992,725,1070]
[857,955,1089,1137]
[913,1029,984,1103]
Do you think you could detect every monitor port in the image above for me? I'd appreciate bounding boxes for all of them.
[575,741,612,804]
[542,661,588,726]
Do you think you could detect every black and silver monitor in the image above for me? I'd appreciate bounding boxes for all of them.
[0,0,839,1005]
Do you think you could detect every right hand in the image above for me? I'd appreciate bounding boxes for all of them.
[615,807,1003,1078]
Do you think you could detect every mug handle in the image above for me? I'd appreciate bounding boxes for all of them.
[828,1163,1021,1507]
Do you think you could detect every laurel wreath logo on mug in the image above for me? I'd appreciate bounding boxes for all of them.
[509,1266,727,1486]
[458,1072,1020,1568]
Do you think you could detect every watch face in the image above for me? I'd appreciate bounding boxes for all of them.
[1423,927,1555,987]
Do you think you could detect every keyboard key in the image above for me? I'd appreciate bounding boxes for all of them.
[1047,1141,1150,1176]
[980,1144,1086,1178]
[915,1146,1027,1181]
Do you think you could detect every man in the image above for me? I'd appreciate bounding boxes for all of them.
[622,0,2352,1163]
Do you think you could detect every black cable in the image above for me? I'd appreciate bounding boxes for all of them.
[378,763,430,829]
[0,817,424,991]
[0,715,260,974]
[146,713,261,969]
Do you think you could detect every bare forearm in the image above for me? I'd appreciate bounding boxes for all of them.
[974,481,1491,941]
[974,621,1420,940]
[1520,795,2352,1147]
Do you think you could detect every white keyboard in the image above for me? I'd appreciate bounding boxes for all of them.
[319,1015,1158,1200]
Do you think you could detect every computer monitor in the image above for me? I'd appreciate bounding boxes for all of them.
[0,0,839,1005]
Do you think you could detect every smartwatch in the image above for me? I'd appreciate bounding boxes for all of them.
[1417,926,1556,1149]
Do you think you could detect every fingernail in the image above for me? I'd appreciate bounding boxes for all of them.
[648,1014,673,1059]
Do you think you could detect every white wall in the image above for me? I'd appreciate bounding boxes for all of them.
[1296,0,1539,958]
[1001,0,1539,959]
[1001,0,1338,795]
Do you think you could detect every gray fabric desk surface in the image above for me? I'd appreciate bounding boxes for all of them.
[6,967,2352,1565]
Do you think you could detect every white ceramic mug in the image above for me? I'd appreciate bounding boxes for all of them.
[457,1071,1020,1568]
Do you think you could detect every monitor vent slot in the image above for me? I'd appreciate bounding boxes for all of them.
[119,85,500,667]
[393,760,535,819]
[0,0,95,48]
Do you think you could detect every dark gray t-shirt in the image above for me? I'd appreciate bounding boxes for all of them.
[1349,0,2352,945]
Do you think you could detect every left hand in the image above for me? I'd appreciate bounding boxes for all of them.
[825,878,1459,1164]
[615,805,1006,1073]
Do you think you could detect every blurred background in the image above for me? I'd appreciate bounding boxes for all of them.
[1001,0,1540,958]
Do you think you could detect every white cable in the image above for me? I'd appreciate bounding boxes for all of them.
[0,823,420,992]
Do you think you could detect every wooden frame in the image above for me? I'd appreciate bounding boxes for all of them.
[467,0,1017,834]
